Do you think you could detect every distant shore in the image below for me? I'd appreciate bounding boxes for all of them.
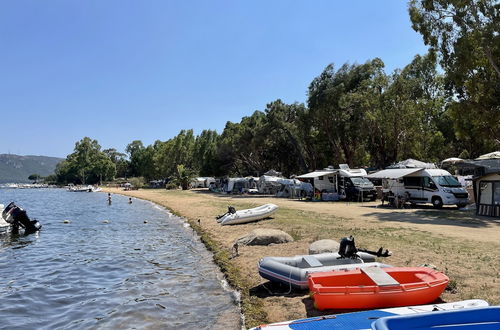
[103,187,500,328]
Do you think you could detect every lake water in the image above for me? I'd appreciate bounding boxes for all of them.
[0,189,240,329]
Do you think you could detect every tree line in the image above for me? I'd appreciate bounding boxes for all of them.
[54,1,499,184]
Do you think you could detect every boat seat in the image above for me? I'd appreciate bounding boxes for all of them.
[361,267,399,286]
[302,255,323,268]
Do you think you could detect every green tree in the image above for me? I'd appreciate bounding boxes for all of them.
[103,148,129,178]
[28,174,41,182]
[409,0,500,154]
[55,137,116,184]
[365,53,448,167]
[308,59,385,166]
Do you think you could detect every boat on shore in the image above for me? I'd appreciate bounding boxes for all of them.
[258,252,389,289]
[67,185,101,192]
[372,306,500,330]
[251,299,489,330]
[308,267,449,310]
[217,203,278,225]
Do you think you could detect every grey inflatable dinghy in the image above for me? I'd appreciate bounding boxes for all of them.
[258,252,391,289]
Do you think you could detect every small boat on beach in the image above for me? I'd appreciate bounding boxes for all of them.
[371,306,500,330]
[251,299,489,330]
[309,267,449,310]
[68,185,101,192]
[217,203,278,225]
[258,252,388,289]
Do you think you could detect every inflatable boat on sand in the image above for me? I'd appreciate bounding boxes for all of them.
[217,203,278,225]
[258,252,390,289]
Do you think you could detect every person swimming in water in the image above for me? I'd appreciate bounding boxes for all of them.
[107,193,112,205]
[128,197,132,204]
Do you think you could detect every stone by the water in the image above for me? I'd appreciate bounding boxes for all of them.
[235,228,293,246]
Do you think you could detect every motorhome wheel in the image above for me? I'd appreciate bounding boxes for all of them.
[432,197,443,209]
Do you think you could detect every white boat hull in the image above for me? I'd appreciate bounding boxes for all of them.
[219,204,279,225]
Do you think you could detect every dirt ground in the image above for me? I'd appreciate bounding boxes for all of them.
[103,187,500,327]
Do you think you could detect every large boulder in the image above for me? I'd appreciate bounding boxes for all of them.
[235,229,293,246]
[309,239,340,254]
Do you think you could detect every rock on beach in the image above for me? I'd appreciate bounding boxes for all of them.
[235,228,294,246]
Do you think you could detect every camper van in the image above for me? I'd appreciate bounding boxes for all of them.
[368,168,469,208]
[298,165,377,201]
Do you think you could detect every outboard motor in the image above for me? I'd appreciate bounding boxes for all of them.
[2,202,41,234]
[338,235,358,259]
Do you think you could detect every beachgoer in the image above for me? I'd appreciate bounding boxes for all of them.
[128,197,132,204]
[107,193,112,205]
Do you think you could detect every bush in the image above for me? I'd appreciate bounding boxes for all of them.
[128,177,145,189]
[165,182,179,190]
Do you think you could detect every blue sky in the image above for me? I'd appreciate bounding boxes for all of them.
[0,1,428,158]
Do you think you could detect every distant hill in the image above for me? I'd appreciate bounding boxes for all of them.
[0,154,64,183]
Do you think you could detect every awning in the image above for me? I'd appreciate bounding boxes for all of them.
[367,168,422,179]
[297,170,336,179]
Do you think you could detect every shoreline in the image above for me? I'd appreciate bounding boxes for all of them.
[103,187,500,329]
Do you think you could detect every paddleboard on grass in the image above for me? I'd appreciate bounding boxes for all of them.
[371,306,500,330]
[251,299,488,330]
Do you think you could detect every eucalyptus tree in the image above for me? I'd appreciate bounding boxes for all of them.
[56,137,115,184]
[103,148,129,178]
[154,130,196,178]
[365,54,448,167]
[308,58,385,167]
[192,129,219,176]
[409,0,500,154]
[264,100,312,175]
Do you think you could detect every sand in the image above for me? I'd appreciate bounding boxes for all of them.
[103,187,500,328]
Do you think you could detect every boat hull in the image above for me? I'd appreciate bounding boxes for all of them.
[372,306,500,330]
[309,267,449,310]
[219,203,278,225]
[251,300,489,330]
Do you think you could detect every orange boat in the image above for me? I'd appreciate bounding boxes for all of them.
[308,267,449,310]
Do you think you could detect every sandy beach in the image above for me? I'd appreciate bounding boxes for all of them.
[103,187,500,328]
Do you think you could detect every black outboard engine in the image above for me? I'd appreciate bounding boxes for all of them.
[338,235,358,259]
[2,202,41,234]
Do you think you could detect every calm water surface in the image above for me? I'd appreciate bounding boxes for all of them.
[0,189,240,329]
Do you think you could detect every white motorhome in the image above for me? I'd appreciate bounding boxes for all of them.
[367,168,469,208]
[297,165,376,201]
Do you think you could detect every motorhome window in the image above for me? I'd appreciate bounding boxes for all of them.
[433,176,462,187]
[318,176,324,180]
[423,177,437,190]
[403,177,421,187]
[350,177,371,185]
[328,177,334,183]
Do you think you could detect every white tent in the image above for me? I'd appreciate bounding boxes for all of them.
[476,151,500,160]
[387,159,436,169]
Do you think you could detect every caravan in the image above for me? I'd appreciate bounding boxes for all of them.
[367,168,469,208]
[297,165,376,201]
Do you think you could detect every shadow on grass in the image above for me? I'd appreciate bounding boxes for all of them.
[361,204,499,228]
[249,281,307,298]
[301,296,446,318]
